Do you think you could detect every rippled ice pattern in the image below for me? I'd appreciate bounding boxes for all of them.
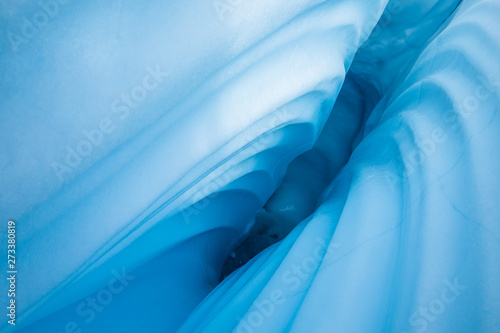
[1,0,499,332]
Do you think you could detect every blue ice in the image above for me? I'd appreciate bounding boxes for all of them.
[0,0,499,332]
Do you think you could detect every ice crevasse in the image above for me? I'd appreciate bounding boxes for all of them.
[0,0,499,332]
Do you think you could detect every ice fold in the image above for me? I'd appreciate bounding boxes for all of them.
[180,0,500,332]
[0,0,499,332]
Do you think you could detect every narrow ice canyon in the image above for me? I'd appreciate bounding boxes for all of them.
[0,0,499,332]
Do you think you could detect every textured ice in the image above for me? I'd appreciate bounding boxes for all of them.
[0,0,499,332]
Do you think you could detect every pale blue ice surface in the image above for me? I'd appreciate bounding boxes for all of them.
[0,0,499,332]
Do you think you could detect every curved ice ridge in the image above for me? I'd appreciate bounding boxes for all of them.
[180,0,500,332]
[1,0,385,331]
[0,0,499,332]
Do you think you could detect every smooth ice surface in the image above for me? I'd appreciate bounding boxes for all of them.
[1,0,499,332]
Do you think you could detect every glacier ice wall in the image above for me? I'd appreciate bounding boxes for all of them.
[180,1,500,332]
[0,0,499,332]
